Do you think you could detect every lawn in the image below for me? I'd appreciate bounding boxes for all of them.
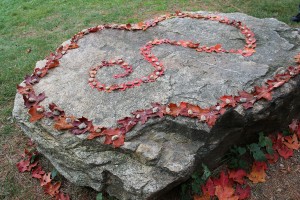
[0,0,299,199]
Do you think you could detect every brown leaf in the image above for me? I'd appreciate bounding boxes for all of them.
[28,105,45,122]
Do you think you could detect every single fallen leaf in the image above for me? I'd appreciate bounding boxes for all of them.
[54,116,75,130]
[87,126,106,140]
[283,134,300,150]
[55,192,70,200]
[254,86,272,101]
[28,105,45,122]
[32,165,45,179]
[215,185,239,200]
[220,95,237,108]
[201,177,215,196]
[193,192,210,200]
[16,159,30,172]
[40,173,52,187]
[44,182,61,197]
[247,161,267,183]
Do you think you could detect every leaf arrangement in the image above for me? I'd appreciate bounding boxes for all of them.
[17,11,300,148]
[16,141,70,200]
[193,119,300,200]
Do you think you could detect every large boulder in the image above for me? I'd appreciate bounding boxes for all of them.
[13,11,300,199]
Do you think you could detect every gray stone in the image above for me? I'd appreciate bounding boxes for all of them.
[13,11,300,199]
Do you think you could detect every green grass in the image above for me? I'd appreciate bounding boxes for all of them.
[0,0,299,199]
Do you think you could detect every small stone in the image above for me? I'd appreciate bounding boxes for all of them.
[152,107,159,113]
[188,109,193,115]
[90,74,95,78]
[36,71,42,76]
[136,114,141,119]
[200,115,206,122]
[279,164,284,168]
[247,33,251,37]
[225,99,231,104]
[134,80,140,84]
[53,110,60,116]
[28,97,36,103]
[36,107,44,113]
[240,98,247,103]
[119,85,124,89]
[150,75,155,80]
[155,62,160,66]
[89,78,94,82]
[65,118,72,123]
[151,58,156,62]
[31,79,38,84]
[155,71,160,76]
[98,85,103,89]
[215,106,221,111]
[112,135,119,141]
[105,86,110,90]
[92,82,97,86]
[166,107,171,113]
[157,66,162,71]
[126,82,132,86]
[141,77,148,82]
[78,123,87,130]
[95,128,102,133]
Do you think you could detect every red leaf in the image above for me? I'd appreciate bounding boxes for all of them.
[273,134,294,159]
[55,192,70,200]
[44,182,61,197]
[87,126,106,140]
[34,67,49,78]
[16,159,30,172]
[117,117,139,132]
[23,92,46,108]
[220,95,237,108]
[215,185,239,200]
[17,84,33,95]
[228,169,247,184]
[213,171,231,188]
[28,105,45,122]
[254,86,272,101]
[235,184,251,200]
[24,74,40,85]
[46,59,60,69]
[54,116,75,130]
[40,173,52,187]
[71,117,93,135]
[236,91,256,109]
[103,128,125,147]
[166,103,181,117]
[202,109,219,127]
[283,134,300,150]
[201,178,215,196]
[266,152,279,164]
[32,165,45,179]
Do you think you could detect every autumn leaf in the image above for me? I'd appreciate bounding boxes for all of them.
[132,109,153,124]
[273,134,294,159]
[103,128,125,147]
[45,103,65,120]
[117,117,139,132]
[166,103,182,117]
[254,86,272,101]
[283,134,300,150]
[202,108,219,127]
[235,184,251,200]
[24,74,40,85]
[44,182,61,197]
[55,193,70,200]
[220,95,237,108]
[228,169,247,184]
[40,173,52,187]
[16,159,30,172]
[87,126,106,140]
[34,67,49,78]
[54,116,75,130]
[201,178,215,196]
[213,171,231,188]
[32,165,45,179]
[193,192,210,200]
[28,105,45,122]
[23,92,46,108]
[71,117,93,135]
[46,59,60,69]
[247,161,267,183]
[215,185,239,200]
[17,84,33,95]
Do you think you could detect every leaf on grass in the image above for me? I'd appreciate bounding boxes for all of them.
[32,165,45,179]
[40,173,52,187]
[55,193,70,200]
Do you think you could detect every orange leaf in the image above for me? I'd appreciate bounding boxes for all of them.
[54,116,75,130]
[247,162,267,183]
[44,182,61,197]
[283,134,300,150]
[28,105,45,122]
[228,169,247,184]
[215,185,239,200]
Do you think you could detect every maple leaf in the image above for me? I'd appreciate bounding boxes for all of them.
[16,159,30,172]
[247,161,267,183]
[283,134,300,150]
[117,117,139,132]
[71,117,93,135]
[166,103,182,117]
[17,84,33,95]
[213,171,231,188]
[273,134,294,159]
[34,67,48,78]
[288,119,298,133]
[201,178,215,196]
[228,169,247,184]
[132,109,153,124]
[220,95,237,108]
[24,74,40,85]
[87,126,106,140]
[45,103,65,120]
[54,116,75,130]
[215,185,239,200]
[103,128,125,147]
[40,173,52,187]
[28,105,45,122]
[32,165,45,179]
[265,152,279,164]
[46,59,60,69]
[23,92,46,108]
[202,108,219,127]
[254,86,272,101]
[235,184,251,200]
[44,182,61,197]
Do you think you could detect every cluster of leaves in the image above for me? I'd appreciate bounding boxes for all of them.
[17,11,300,148]
[193,119,300,199]
[16,140,70,200]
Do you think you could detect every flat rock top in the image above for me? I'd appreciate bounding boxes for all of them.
[33,12,298,128]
